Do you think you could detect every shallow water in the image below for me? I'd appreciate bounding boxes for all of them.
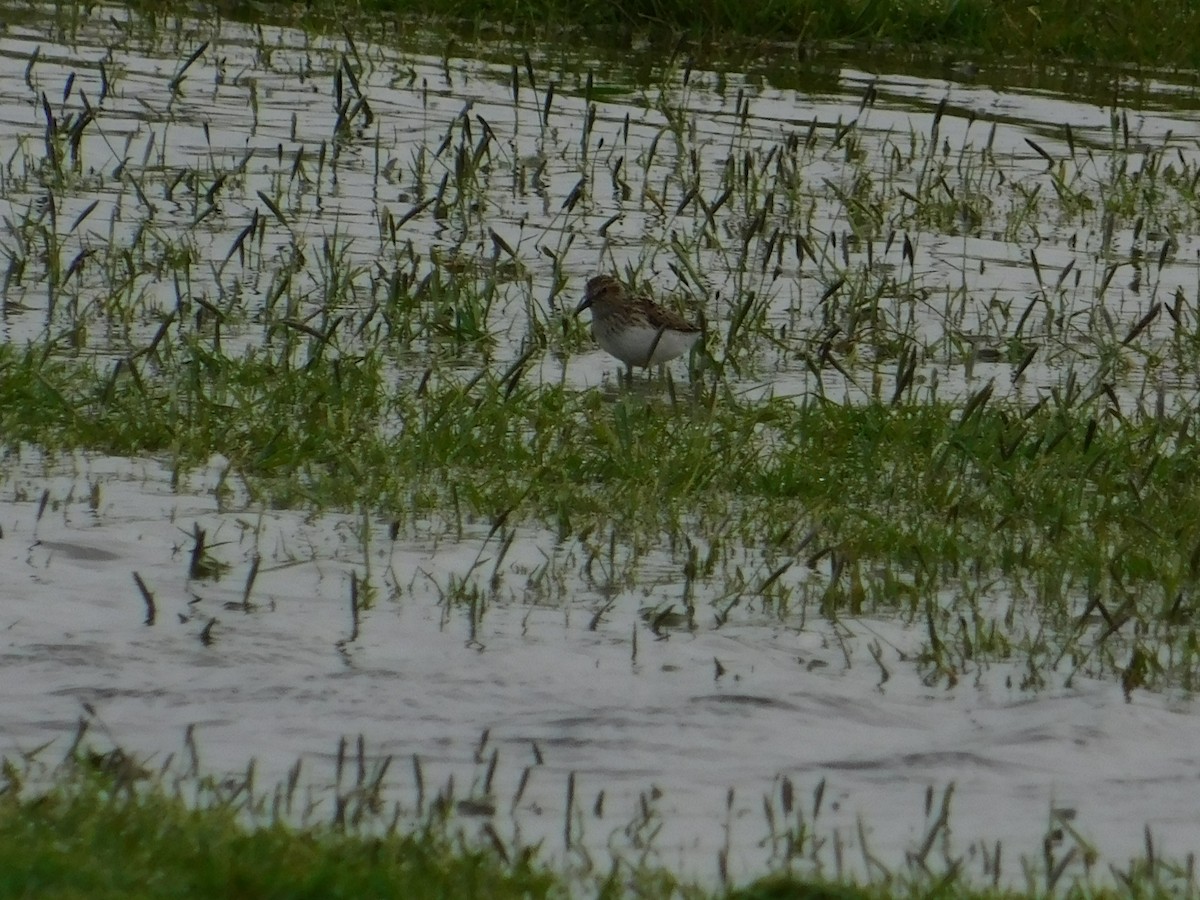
[3,2,1200,887]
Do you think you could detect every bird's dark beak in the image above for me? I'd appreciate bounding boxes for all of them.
[574,295,593,315]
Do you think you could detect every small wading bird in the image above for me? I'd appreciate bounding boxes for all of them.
[575,274,702,381]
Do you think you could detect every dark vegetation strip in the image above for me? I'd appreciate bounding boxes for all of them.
[179,0,1200,69]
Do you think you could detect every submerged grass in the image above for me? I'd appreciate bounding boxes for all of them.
[6,335,1200,692]
[2,335,1192,573]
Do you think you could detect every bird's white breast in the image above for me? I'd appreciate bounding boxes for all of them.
[594,320,700,367]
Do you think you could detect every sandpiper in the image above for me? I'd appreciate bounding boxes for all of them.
[575,274,702,379]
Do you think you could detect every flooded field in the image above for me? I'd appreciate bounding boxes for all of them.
[8,449,1200,888]
[3,2,1200,890]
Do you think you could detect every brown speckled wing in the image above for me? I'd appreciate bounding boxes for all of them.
[635,297,701,334]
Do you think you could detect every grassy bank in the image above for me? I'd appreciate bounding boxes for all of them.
[0,759,558,900]
[0,746,1188,900]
